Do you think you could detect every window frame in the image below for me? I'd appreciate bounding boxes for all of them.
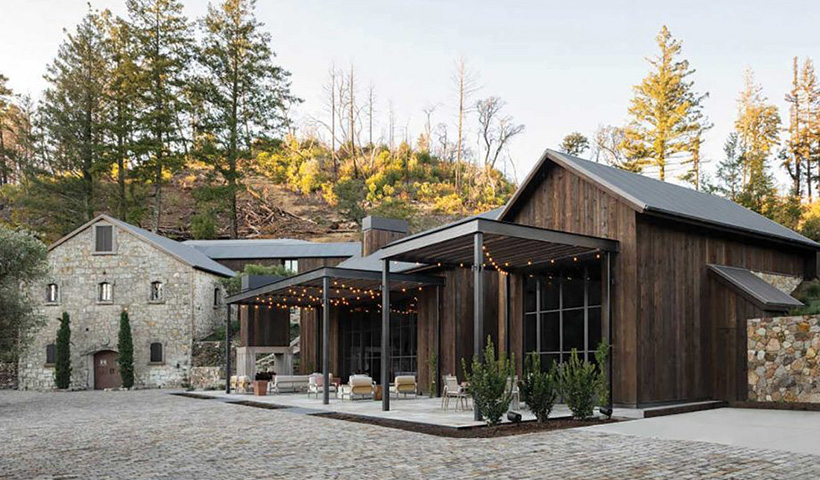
[93,224,116,255]
[45,283,60,304]
[283,259,298,273]
[213,287,222,308]
[149,281,164,303]
[98,281,113,304]
[148,342,164,364]
[45,343,57,366]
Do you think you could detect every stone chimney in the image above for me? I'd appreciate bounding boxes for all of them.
[362,216,409,256]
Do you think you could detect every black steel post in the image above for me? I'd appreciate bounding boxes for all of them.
[382,259,391,411]
[473,232,484,422]
[224,305,231,394]
[606,252,613,412]
[435,284,441,397]
[322,276,330,405]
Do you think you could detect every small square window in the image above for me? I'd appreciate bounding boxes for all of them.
[46,284,59,303]
[150,281,163,302]
[284,259,298,273]
[99,282,113,302]
[45,344,56,365]
[94,225,114,253]
[150,342,163,363]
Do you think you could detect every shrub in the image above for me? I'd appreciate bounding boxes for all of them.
[54,311,71,389]
[118,311,135,389]
[594,341,611,417]
[520,352,558,422]
[556,349,598,419]
[462,337,514,426]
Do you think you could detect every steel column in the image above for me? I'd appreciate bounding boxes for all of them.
[381,259,391,411]
[435,284,442,397]
[473,232,484,422]
[605,252,613,411]
[224,305,231,394]
[322,276,330,405]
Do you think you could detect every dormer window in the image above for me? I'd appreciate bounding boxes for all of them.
[46,283,59,304]
[98,282,113,303]
[94,225,114,253]
[150,281,164,302]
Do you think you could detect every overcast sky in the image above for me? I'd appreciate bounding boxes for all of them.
[1,0,818,186]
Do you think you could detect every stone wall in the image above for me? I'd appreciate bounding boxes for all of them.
[0,362,17,389]
[18,220,227,391]
[747,316,820,403]
[189,367,224,389]
[752,271,803,295]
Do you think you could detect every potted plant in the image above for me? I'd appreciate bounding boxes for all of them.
[254,371,273,396]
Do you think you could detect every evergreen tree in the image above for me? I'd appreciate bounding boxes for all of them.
[55,311,71,389]
[192,0,296,238]
[117,310,134,388]
[0,74,13,185]
[622,26,709,181]
[714,133,744,201]
[127,0,193,232]
[39,8,109,223]
[560,132,590,156]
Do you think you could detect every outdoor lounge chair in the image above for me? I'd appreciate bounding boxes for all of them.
[338,374,375,400]
[441,375,469,410]
[307,373,337,399]
[269,374,311,393]
[389,375,417,398]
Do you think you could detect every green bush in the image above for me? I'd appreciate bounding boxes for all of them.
[462,337,514,426]
[118,311,135,389]
[520,352,558,422]
[54,312,71,389]
[556,349,598,419]
[594,341,611,416]
[427,352,437,398]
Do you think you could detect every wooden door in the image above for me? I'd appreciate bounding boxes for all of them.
[94,350,121,390]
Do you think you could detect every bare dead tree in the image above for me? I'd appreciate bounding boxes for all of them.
[475,96,525,169]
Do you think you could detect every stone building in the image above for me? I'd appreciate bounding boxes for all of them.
[18,215,235,390]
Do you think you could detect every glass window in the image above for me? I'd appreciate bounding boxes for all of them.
[150,342,163,363]
[150,281,163,301]
[214,288,222,306]
[46,284,59,303]
[95,225,114,253]
[46,344,56,365]
[524,276,537,312]
[284,259,298,273]
[540,312,560,352]
[563,309,585,352]
[524,313,537,353]
[99,282,112,302]
[588,307,602,351]
[562,267,585,309]
[541,275,559,310]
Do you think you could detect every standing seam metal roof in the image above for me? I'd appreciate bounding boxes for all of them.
[502,149,819,249]
[183,240,361,260]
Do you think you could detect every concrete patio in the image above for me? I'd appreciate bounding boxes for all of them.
[196,390,643,428]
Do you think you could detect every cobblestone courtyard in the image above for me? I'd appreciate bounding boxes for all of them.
[3,390,819,479]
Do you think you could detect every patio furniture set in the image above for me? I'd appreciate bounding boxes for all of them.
[440,374,520,411]
[230,373,419,400]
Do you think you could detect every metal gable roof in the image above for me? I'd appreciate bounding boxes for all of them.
[502,149,819,249]
[708,264,803,310]
[49,215,236,277]
[183,239,361,260]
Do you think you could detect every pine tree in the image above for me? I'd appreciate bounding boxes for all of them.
[560,132,590,156]
[54,312,71,389]
[127,0,192,232]
[735,69,781,197]
[714,133,744,201]
[622,26,709,181]
[39,8,109,223]
[784,57,806,197]
[117,310,134,388]
[192,0,296,238]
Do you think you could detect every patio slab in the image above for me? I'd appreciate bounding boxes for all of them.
[198,391,638,428]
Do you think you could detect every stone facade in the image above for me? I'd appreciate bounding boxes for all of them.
[752,271,803,295]
[747,315,820,403]
[18,219,227,391]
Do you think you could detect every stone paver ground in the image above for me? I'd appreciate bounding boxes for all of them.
[2,389,819,479]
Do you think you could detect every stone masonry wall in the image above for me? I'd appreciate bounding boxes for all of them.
[18,221,227,390]
[747,316,820,403]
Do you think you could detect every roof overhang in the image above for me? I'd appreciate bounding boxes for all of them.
[377,217,618,271]
[226,266,444,308]
[708,264,803,311]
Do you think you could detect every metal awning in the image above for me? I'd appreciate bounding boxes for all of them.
[226,266,444,309]
[377,217,618,270]
[708,264,803,311]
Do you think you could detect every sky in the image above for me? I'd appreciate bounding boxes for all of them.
[1,0,818,187]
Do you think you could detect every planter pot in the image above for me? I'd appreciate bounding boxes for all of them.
[253,380,268,396]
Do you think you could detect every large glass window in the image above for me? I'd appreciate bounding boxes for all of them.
[524,264,602,369]
[340,304,417,382]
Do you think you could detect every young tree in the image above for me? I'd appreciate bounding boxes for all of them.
[39,8,109,222]
[452,57,479,190]
[117,310,134,388]
[735,69,781,195]
[713,133,744,201]
[127,0,193,232]
[475,96,525,170]
[621,26,709,181]
[193,0,296,238]
[591,125,636,169]
[0,226,48,361]
[560,132,590,156]
[55,312,72,389]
